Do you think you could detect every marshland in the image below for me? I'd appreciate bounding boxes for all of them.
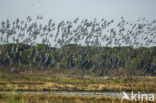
[0,16,156,102]
[1,0,156,103]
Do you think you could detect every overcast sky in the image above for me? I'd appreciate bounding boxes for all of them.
[0,0,156,21]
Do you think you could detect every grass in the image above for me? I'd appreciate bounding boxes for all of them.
[0,94,155,103]
[0,71,156,92]
[0,71,156,103]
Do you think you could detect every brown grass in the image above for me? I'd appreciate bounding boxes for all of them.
[0,72,156,92]
[0,94,155,103]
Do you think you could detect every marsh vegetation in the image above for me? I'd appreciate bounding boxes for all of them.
[0,17,156,103]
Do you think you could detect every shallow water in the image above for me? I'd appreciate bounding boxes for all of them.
[0,91,121,97]
[0,91,156,98]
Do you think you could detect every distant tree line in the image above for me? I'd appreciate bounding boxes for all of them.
[0,43,155,76]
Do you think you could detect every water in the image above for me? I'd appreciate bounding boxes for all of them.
[0,91,121,98]
[0,91,155,98]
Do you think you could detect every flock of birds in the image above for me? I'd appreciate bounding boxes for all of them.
[0,16,156,71]
[0,16,156,48]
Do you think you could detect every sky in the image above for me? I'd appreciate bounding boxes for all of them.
[0,0,156,21]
